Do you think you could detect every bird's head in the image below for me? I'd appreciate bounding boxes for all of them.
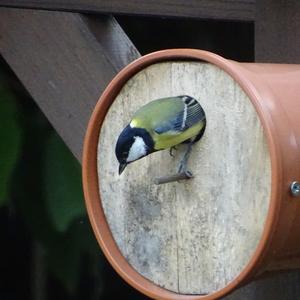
[115,125,154,175]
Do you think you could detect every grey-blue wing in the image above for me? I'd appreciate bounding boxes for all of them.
[154,113,184,134]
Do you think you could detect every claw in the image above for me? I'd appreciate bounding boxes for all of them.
[169,146,178,157]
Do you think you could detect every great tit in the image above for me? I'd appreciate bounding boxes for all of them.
[115,95,206,175]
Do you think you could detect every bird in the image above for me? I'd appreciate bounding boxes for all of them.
[115,95,206,175]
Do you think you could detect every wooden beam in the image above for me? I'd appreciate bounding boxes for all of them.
[255,0,300,63]
[0,8,140,161]
[0,0,255,22]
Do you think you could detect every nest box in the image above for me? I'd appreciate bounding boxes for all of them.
[82,49,300,299]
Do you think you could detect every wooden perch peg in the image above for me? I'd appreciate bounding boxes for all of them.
[154,170,193,185]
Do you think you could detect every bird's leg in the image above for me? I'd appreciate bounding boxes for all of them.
[169,146,178,157]
[154,143,194,185]
[177,142,193,173]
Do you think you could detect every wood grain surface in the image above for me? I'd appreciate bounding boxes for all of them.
[0,8,140,160]
[98,61,271,295]
[0,0,255,21]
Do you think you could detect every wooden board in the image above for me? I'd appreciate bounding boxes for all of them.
[97,61,271,294]
[0,8,140,161]
[0,0,255,22]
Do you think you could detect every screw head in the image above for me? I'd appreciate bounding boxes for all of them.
[290,181,300,197]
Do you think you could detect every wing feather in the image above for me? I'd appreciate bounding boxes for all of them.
[154,96,205,135]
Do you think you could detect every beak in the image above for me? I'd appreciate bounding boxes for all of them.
[118,163,127,175]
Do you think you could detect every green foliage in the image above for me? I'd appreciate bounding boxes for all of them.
[0,76,102,297]
[0,86,21,206]
[42,134,101,294]
[44,132,85,233]
[47,219,100,294]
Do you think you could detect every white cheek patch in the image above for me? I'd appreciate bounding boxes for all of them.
[127,136,147,162]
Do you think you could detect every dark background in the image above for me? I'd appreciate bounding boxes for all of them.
[0,16,253,300]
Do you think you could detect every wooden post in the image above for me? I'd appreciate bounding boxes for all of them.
[0,1,255,21]
[0,8,140,160]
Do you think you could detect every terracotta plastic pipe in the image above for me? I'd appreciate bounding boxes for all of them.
[82,49,300,300]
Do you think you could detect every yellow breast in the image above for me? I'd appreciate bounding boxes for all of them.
[153,122,204,150]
